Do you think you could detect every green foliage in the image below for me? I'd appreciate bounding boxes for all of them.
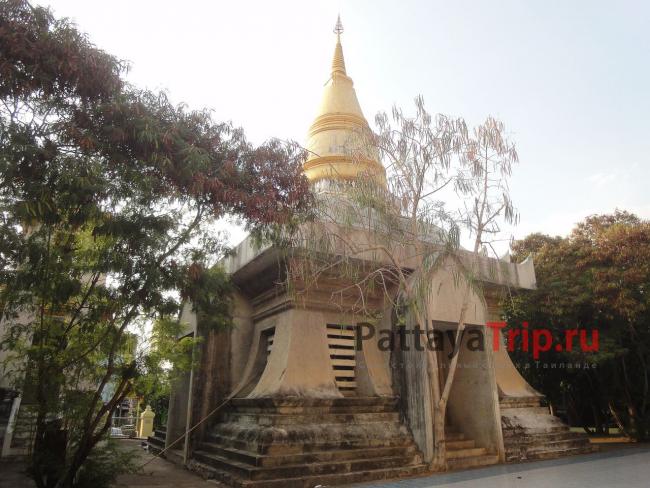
[133,317,201,420]
[504,211,650,440]
[0,2,310,487]
[182,264,234,331]
[73,439,137,488]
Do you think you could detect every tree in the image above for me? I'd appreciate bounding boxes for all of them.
[505,211,650,440]
[0,2,310,487]
[289,97,518,469]
[133,314,213,431]
[429,115,518,468]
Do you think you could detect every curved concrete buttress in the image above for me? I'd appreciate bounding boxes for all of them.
[491,328,543,398]
[229,317,268,398]
[247,309,342,398]
[228,291,255,393]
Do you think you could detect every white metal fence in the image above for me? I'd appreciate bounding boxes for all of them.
[109,415,138,438]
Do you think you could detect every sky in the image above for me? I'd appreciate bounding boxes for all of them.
[39,0,650,251]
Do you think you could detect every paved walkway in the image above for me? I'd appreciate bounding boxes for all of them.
[357,445,650,488]
[113,440,222,488]
[3,442,648,488]
[120,443,650,488]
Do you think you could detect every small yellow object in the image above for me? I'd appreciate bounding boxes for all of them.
[137,405,155,439]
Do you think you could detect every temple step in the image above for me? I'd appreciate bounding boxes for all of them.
[499,396,543,408]
[228,397,398,414]
[523,444,596,461]
[199,442,418,467]
[210,405,412,457]
[192,450,421,481]
[500,395,595,463]
[189,397,425,487]
[147,427,167,455]
[446,447,488,459]
[222,411,400,425]
[190,460,427,488]
[147,435,165,448]
[445,430,496,469]
[447,454,500,470]
[503,429,577,442]
[445,432,466,441]
[500,406,551,416]
[207,433,413,456]
[208,424,411,455]
[446,439,476,450]
[502,425,568,437]
[526,437,592,454]
[504,432,594,462]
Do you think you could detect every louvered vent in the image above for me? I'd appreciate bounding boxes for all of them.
[266,328,275,356]
[326,324,357,396]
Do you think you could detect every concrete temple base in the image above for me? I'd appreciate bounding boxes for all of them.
[500,395,594,462]
[187,397,427,488]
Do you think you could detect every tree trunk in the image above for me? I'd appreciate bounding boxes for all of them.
[422,309,446,471]
[431,399,447,470]
[591,404,604,435]
[608,401,631,438]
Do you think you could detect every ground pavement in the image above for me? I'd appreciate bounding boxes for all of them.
[1,441,648,488]
[357,444,650,488]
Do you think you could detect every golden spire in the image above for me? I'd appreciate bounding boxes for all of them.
[331,15,346,76]
[303,17,387,187]
[334,14,344,37]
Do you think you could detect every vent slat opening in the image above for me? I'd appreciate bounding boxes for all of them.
[327,323,357,396]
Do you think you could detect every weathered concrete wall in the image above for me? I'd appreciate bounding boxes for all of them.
[446,328,503,456]
[399,260,506,462]
[181,290,255,445]
[223,232,536,294]
[400,313,435,461]
[165,304,198,452]
[228,292,254,392]
[191,328,231,443]
[427,264,504,459]
[165,368,191,451]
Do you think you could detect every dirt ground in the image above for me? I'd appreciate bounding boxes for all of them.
[113,440,222,488]
[0,440,222,488]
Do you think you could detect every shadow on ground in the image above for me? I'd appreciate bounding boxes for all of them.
[1,439,647,488]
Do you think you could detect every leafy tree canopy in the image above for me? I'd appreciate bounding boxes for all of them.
[0,1,310,487]
[505,210,650,440]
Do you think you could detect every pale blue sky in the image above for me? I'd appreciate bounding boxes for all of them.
[41,0,650,247]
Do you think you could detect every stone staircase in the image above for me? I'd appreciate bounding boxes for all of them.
[147,426,167,455]
[500,396,595,462]
[188,397,427,488]
[4,403,37,457]
[445,427,499,470]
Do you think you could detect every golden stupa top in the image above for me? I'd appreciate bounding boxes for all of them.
[303,17,387,187]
